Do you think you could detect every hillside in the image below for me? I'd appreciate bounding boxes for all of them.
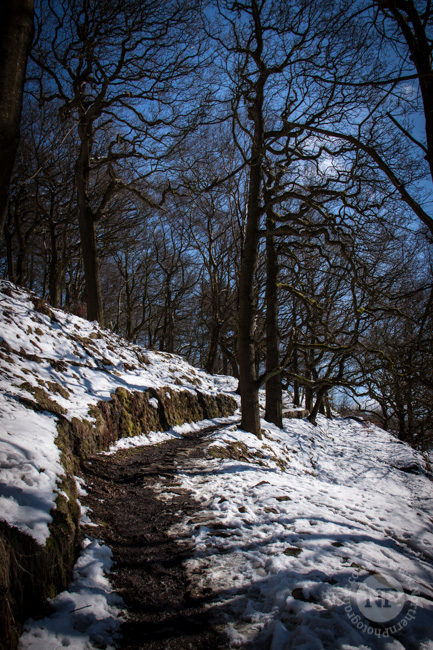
[0,281,433,650]
[0,280,236,647]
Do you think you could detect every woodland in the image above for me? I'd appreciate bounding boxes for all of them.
[0,0,432,445]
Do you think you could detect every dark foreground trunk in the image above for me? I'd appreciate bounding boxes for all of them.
[0,0,34,243]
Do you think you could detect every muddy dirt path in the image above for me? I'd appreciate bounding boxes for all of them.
[80,425,230,650]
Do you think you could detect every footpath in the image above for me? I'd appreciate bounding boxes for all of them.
[81,424,230,650]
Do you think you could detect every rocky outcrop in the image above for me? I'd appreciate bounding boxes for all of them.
[0,473,80,650]
[0,387,236,650]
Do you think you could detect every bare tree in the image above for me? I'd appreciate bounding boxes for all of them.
[30,0,204,325]
[0,0,34,244]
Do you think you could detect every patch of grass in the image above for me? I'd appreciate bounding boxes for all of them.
[49,359,68,372]
[20,382,67,416]
[208,441,257,463]
[46,381,70,399]
[284,547,302,557]
[31,296,55,320]
[18,347,43,364]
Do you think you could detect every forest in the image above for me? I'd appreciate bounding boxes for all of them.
[0,0,432,446]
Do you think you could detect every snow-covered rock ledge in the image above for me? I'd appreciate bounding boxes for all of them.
[0,281,237,649]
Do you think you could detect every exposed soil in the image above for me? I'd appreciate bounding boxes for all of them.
[80,425,231,650]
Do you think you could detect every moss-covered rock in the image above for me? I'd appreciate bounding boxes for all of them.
[0,473,80,650]
[0,385,236,649]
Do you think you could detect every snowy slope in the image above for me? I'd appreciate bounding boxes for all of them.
[0,280,234,544]
[3,279,433,649]
[170,416,433,649]
[30,411,433,650]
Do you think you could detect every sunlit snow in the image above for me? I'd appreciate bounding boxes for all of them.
[1,280,432,649]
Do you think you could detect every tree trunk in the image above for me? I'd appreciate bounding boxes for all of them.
[265,216,282,427]
[220,339,239,379]
[292,341,300,406]
[0,0,34,243]
[309,386,327,426]
[4,217,16,282]
[238,94,265,435]
[237,0,268,437]
[48,210,62,307]
[205,324,220,374]
[238,180,261,434]
[75,120,104,326]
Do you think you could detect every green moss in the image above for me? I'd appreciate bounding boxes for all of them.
[114,386,131,406]
[119,411,136,437]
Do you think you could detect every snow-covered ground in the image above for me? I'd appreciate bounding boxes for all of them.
[24,413,433,650]
[2,280,432,649]
[171,415,433,649]
[19,536,123,650]
[0,280,232,543]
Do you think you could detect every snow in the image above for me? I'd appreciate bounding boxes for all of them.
[167,415,433,649]
[19,537,123,650]
[0,392,63,543]
[1,280,432,648]
[0,280,230,544]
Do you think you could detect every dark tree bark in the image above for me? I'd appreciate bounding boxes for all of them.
[75,128,105,326]
[48,218,62,307]
[205,325,220,374]
[0,0,34,242]
[238,144,262,434]
[237,0,267,437]
[264,215,282,427]
[309,386,328,425]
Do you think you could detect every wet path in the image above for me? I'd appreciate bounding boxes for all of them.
[80,425,230,650]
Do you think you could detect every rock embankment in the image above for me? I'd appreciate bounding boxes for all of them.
[0,280,236,650]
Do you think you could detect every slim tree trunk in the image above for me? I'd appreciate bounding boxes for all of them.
[75,200,104,325]
[265,216,282,427]
[48,221,62,307]
[205,324,220,374]
[0,0,34,243]
[4,218,16,282]
[238,174,261,434]
[309,386,327,426]
[48,198,64,307]
[237,0,267,437]
[75,119,104,326]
